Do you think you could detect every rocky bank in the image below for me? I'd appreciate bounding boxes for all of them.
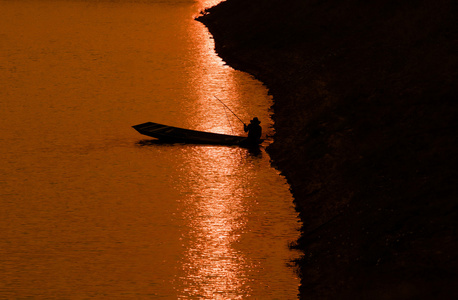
[198,0,457,299]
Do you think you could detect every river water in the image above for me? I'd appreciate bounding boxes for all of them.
[0,0,301,298]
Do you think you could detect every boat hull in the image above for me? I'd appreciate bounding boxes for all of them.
[132,122,257,146]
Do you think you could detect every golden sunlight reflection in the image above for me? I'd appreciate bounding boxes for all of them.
[171,3,288,298]
[177,146,253,299]
[186,3,269,136]
[197,0,226,12]
[187,29,244,135]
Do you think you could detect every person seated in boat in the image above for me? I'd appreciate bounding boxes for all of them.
[244,117,262,143]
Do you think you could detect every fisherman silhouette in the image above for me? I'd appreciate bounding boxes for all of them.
[244,117,262,144]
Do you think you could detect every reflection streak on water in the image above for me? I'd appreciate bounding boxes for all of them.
[178,147,251,299]
[187,25,243,135]
[177,3,253,296]
[188,0,262,137]
[197,0,225,12]
[174,1,297,298]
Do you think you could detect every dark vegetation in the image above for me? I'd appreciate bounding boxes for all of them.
[198,0,458,298]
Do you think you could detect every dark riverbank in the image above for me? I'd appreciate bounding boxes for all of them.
[198,0,458,298]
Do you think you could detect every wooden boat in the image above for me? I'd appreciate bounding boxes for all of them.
[132,122,260,146]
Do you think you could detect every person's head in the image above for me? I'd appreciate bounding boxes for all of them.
[251,117,261,124]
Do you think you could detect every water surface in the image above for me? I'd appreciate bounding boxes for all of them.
[0,0,301,298]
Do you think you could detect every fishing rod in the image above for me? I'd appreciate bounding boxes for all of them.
[222,105,234,135]
[214,96,246,126]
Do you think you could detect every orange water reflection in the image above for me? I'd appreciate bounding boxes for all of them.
[177,146,253,299]
[187,0,268,136]
[196,0,226,12]
[174,2,271,298]
[187,29,246,135]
